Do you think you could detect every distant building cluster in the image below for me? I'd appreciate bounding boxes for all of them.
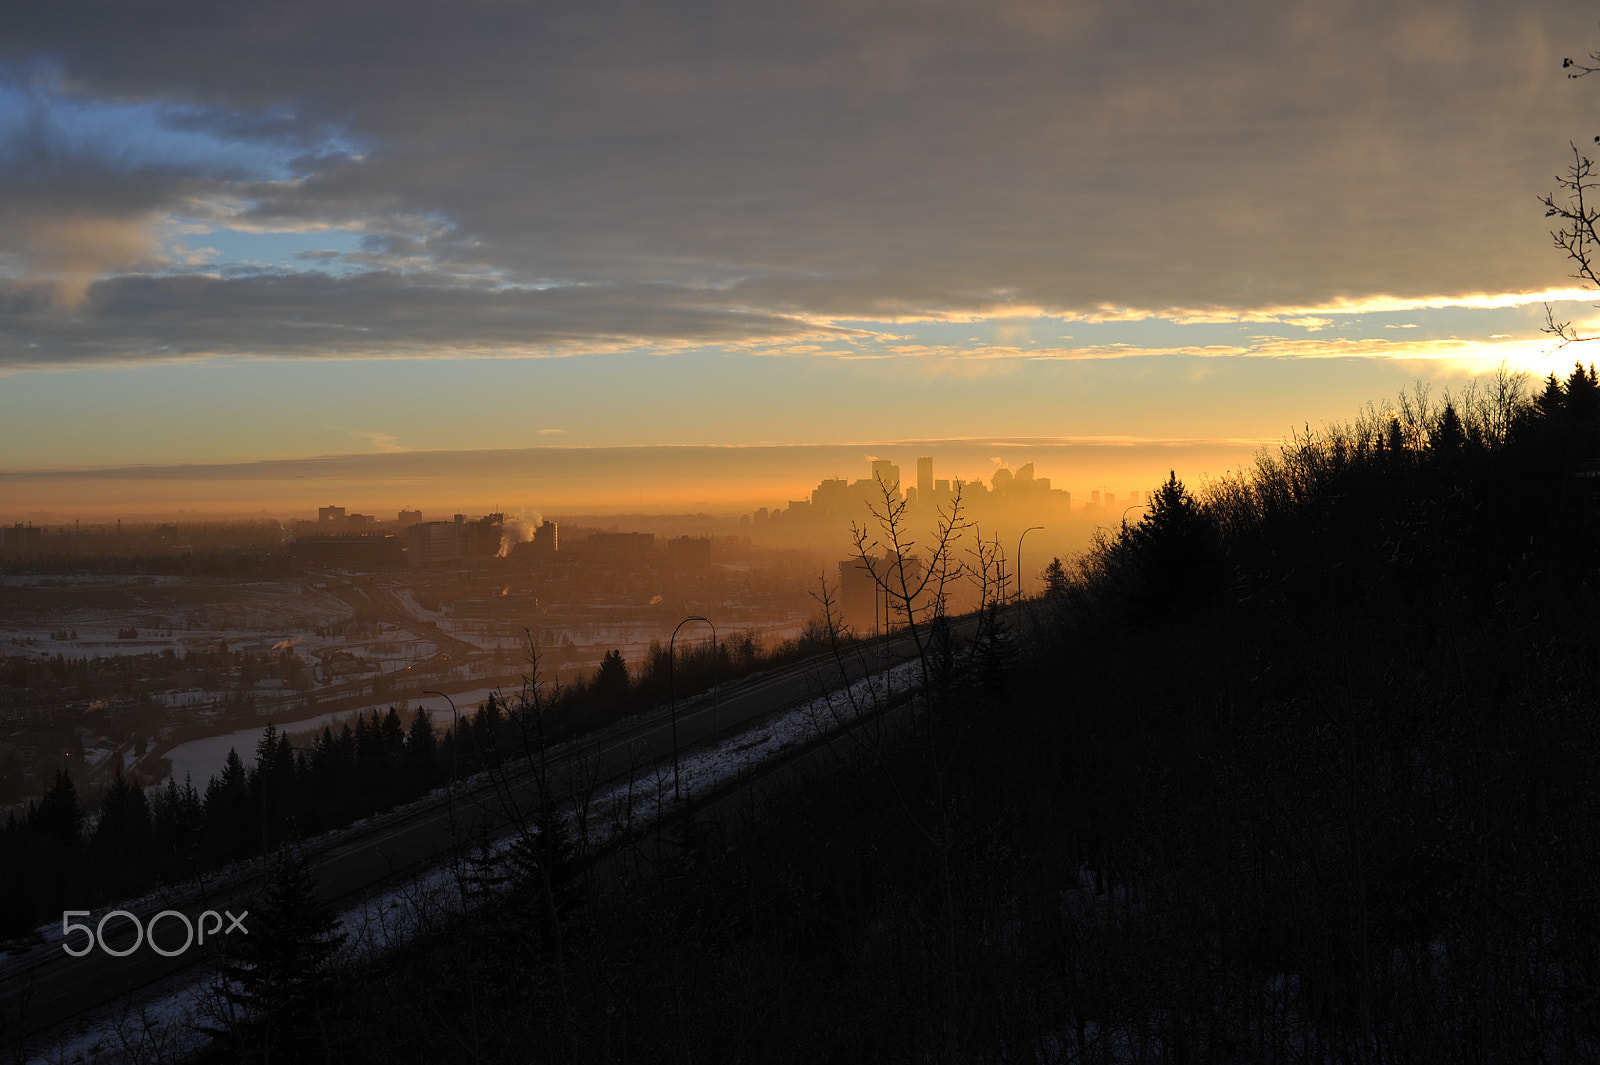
[286,505,714,577]
[278,457,1148,574]
[745,456,1141,533]
[1,523,43,558]
[837,553,930,633]
[406,513,506,567]
[782,455,1072,519]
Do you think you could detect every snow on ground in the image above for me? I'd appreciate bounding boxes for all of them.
[386,587,431,619]
[19,660,921,1064]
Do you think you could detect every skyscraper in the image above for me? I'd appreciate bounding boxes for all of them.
[917,456,934,497]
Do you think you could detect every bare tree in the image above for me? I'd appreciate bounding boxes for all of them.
[825,478,982,1063]
[849,475,969,699]
[1541,143,1600,345]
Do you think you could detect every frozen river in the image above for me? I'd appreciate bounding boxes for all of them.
[158,686,506,788]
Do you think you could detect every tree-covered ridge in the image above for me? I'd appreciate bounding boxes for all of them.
[283,368,1599,1063]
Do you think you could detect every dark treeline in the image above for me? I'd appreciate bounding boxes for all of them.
[0,625,821,942]
[194,367,1600,1063]
[0,709,446,940]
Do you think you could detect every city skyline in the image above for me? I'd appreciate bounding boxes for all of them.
[0,440,1243,522]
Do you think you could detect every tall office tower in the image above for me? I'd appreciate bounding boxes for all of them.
[870,458,901,491]
[917,456,934,496]
[533,519,558,555]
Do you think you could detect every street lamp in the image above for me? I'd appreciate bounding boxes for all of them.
[1094,503,1151,542]
[1016,526,1043,634]
[423,690,460,839]
[668,615,716,802]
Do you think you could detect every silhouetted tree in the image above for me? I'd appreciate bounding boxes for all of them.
[151,773,203,875]
[1123,470,1218,616]
[34,767,83,849]
[406,706,438,790]
[1430,401,1466,452]
[1537,372,1567,418]
[92,765,151,892]
[1042,557,1070,598]
[204,749,252,858]
[1565,360,1599,419]
[592,648,629,701]
[216,843,346,1059]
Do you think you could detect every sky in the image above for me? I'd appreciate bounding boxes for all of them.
[4,0,1600,518]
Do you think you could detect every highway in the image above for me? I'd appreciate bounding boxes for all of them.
[0,628,937,1049]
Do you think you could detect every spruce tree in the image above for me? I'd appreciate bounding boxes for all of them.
[1565,361,1599,419]
[217,843,346,1058]
[405,707,438,790]
[35,767,83,849]
[92,765,151,891]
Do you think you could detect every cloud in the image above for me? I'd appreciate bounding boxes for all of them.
[345,430,409,452]
[13,213,156,309]
[0,0,1589,364]
[0,272,859,368]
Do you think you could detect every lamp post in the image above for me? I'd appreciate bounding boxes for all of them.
[1095,503,1151,541]
[423,690,460,838]
[1016,526,1043,635]
[668,615,716,802]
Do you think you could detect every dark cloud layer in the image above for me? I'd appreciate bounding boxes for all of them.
[0,0,1592,365]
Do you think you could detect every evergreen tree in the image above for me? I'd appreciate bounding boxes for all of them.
[505,801,586,949]
[252,724,296,850]
[92,765,151,891]
[217,844,346,1059]
[380,706,406,764]
[591,648,630,709]
[405,707,438,789]
[33,767,85,913]
[34,767,83,849]
[1536,373,1566,418]
[1385,416,1406,452]
[204,749,252,859]
[1123,470,1218,617]
[153,774,203,874]
[1565,361,1599,420]
[1430,401,1466,452]
[1042,557,1070,597]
